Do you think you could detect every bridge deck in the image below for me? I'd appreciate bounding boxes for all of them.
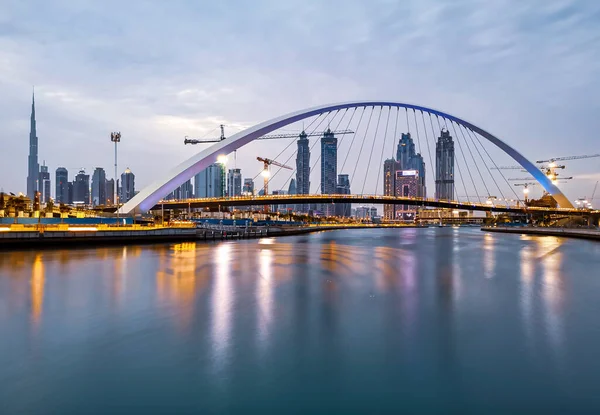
[151,194,594,215]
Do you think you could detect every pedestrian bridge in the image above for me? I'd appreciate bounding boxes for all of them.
[152,194,590,215]
[120,100,581,215]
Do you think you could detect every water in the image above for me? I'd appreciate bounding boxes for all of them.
[1,228,600,414]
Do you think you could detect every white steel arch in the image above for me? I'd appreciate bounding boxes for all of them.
[121,101,573,214]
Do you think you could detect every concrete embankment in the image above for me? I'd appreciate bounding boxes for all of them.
[0,223,424,250]
[482,226,600,241]
[0,224,198,249]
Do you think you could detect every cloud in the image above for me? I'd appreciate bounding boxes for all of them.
[0,0,599,201]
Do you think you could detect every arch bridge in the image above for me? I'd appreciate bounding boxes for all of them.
[121,101,576,216]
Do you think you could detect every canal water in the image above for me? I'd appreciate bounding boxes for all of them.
[1,228,600,413]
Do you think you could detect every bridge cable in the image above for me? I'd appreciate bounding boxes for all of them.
[375,106,393,195]
[304,108,354,193]
[458,124,507,202]
[390,107,400,161]
[446,117,482,204]
[250,112,327,183]
[268,110,341,191]
[307,108,355,191]
[340,106,367,175]
[419,110,435,198]
[411,110,426,206]
[281,106,361,197]
[350,106,376,195]
[465,127,522,203]
[361,106,384,195]
[455,123,493,199]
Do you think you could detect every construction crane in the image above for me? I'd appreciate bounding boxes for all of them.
[513,182,538,202]
[536,154,600,163]
[184,128,354,145]
[257,157,292,213]
[508,176,572,182]
[257,157,292,197]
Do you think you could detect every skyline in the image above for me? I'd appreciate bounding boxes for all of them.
[2,0,600,201]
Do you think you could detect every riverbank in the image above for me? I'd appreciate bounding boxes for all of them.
[0,223,424,250]
[482,226,600,241]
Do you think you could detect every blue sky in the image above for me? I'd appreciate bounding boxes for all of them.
[1,0,599,202]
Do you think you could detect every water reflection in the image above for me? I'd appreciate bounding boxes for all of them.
[482,232,495,279]
[211,243,232,371]
[537,237,566,362]
[2,229,599,413]
[30,254,44,328]
[257,246,274,352]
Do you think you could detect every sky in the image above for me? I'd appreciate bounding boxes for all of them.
[1,0,600,203]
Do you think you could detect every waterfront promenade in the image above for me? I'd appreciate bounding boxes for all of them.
[482,226,600,241]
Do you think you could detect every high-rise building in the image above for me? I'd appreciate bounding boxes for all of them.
[178,179,193,199]
[396,133,426,198]
[73,169,90,204]
[227,168,242,197]
[395,170,419,220]
[55,167,69,204]
[435,129,455,201]
[335,174,351,217]
[27,92,39,200]
[320,128,337,216]
[295,131,310,212]
[39,162,51,203]
[67,182,74,205]
[91,167,107,206]
[120,168,135,203]
[243,178,254,195]
[288,178,297,195]
[383,158,400,220]
[105,179,115,205]
[194,164,223,198]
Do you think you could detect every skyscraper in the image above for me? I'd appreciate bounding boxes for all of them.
[383,158,400,220]
[26,92,39,199]
[227,168,242,197]
[335,174,351,217]
[435,129,455,200]
[320,128,337,216]
[120,168,135,203]
[39,162,51,203]
[295,131,310,211]
[73,169,90,204]
[194,164,223,198]
[55,167,69,204]
[178,179,193,199]
[396,133,426,198]
[91,167,107,206]
[105,179,115,205]
[395,170,419,220]
[243,178,254,195]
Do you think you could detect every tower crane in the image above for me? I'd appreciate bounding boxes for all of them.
[257,157,292,213]
[513,182,538,202]
[257,157,292,196]
[184,128,354,144]
[535,154,600,164]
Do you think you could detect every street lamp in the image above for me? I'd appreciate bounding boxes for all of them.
[110,132,121,220]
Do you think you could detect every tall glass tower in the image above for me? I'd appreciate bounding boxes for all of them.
[295,131,310,212]
[435,129,455,200]
[320,129,337,215]
[396,132,426,198]
[27,91,39,200]
[55,167,69,203]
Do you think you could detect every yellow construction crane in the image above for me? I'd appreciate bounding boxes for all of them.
[257,157,292,196]
[184,128,354,144]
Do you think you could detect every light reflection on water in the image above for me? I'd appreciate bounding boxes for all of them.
[1,228,600,412]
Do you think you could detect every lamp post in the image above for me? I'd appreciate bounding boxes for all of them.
[110,132,121,221]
